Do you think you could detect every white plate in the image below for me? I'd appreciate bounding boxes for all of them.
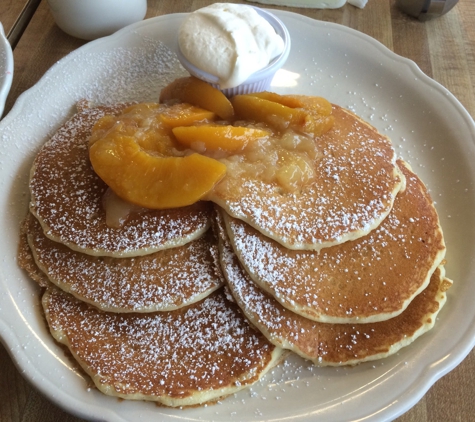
[1,11,475,422]
[0,22,14,118]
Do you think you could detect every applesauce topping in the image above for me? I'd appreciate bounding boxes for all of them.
[216,128,318,194]
[89,77,335,212]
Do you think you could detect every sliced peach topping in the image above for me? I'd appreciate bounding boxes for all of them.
[90,135,226,209]
[248,91,304,109]
[90,103,177,157]
[122,102,162,115]
[172,125,270,153]
[88,85,337,207]
[89,102,227,209]
[231,94,313,133]
[159,103,216,128]
[231,94,334,137]
[284,95,334,135]
[89,115,118,141]
[159,76,234,120]
[286,94,333,116]
[249,92,333,117]
[90,103,162,141]
[134,129,177,156]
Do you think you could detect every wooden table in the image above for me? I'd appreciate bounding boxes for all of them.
[1,1,474,421]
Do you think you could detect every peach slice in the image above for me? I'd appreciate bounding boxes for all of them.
[232,94,333,137]
[172,125,270,153]
[159,103,216,128]
[90,103,164,144]
[248,92,304,109]
[90,105,178,157]
[159,76,234,120]
[250,92,333,117]
[90,118,138,147]
[122,102,162,115]
[134,129,178,156]
[89,134,226,209]
[231,95,313,133]
[286,94,333,116]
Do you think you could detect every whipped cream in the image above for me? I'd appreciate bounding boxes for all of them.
[178,3,285,89]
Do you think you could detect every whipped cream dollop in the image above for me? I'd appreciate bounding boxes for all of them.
[178,3,285,89]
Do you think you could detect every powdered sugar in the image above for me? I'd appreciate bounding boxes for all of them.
[28,215,223,312]
[44,287,281,405]
[29,103,211,257]
[209,106,404,250]
[219,213,448,366]
[224,162,446,323]
[45,37,188,111]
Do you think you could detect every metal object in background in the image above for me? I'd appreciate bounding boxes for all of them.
[397,0,459,20]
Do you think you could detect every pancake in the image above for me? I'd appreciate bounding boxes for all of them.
[24,213,223,312]
[18,217,50,289]
[29,102,211,258]
[217,216,452,366]
[42,287,285,407]
[222,161,446,323]
[208,105,405,250]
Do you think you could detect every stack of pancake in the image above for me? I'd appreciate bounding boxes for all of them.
[18,101,285,407]
[18,97,451,407]
[209,103,450,366]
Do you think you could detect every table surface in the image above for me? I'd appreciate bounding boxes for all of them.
[1,0,474,421]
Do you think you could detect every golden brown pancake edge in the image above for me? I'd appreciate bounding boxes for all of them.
[216,212,451,366]
[29,102,211,258]
[42,287,285,407]
[25,213,224,313]
[208,105,406,251]
[222,160,446,323]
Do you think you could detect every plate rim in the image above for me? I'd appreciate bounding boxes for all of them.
[0,22,14,118]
